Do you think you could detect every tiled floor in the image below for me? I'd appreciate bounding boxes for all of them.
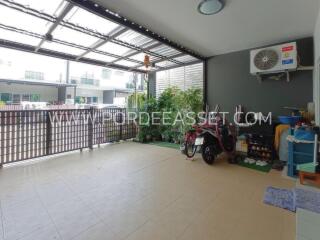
[295,183,320,240]
[0,142,296,240]
[297,208,320,240]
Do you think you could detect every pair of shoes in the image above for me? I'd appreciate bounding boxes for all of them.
[245,158,256,164]
[256,160,268,167]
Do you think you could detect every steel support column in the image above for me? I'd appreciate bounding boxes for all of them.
[203,59,208,110]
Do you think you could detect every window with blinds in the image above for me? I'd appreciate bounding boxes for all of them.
[155,63,203,98]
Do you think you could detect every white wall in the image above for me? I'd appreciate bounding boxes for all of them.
[0,83,58,102]
[314,8,320,125]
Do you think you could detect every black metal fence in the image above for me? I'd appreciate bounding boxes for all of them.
[0,108,137,166]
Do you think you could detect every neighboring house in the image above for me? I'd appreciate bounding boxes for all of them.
[0,50,145,106]
[0,79,75,104]
[66,64,145,105]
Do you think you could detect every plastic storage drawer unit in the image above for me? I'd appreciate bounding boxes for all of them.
[287,140,314,177]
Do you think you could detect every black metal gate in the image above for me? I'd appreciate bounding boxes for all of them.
[0,108,137,166]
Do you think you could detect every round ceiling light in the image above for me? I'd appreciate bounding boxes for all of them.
[198,0,224,15]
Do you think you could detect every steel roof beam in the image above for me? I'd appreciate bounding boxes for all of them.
[76,26,128,60]
[67,0,206,61]
[153,53,186,64]
[152,60,203,72]
[0,0,182,67]
[0,23,145,66]
[0,39,146,73]
[131,53,186,70]
[0,0,192,71]
[0,0,54,22]
[108,42,162,65]
[35,2,74,52]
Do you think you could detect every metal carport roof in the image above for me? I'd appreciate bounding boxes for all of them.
[0,0,205,73]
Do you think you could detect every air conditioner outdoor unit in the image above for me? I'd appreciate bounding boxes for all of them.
[250,42,297,77]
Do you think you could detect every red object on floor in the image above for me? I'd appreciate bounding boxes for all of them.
[299,171,320,187]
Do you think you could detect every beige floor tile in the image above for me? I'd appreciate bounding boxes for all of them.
[102,208,149,239]
[177,218,231,240]
[46,197,100,240]
[0,142,296,240]
[151,204,200,239]
[128,194,174,219]
[71,222,119,240]
[35,178,75,207]
[126,220,174,240]
[18,225,61,240]
[2,197,53,240]
[0,205,3,240]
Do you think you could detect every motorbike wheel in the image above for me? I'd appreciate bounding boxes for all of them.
[180,142,186,155]
[185,140,197,158]
[201,144,216,165]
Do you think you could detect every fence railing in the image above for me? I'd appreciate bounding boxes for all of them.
[0,108,137,166]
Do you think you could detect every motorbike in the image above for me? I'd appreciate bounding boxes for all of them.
[181,106,236,165]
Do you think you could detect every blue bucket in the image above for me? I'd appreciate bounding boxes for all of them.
[294,128,315,141]
[278,116,301,126]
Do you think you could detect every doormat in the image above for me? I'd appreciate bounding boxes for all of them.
[264,187,295,212]
[238,160,272,173]
[264,187,320,214]
[146,141,180,150]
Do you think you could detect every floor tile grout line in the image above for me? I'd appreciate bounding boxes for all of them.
[68,221,112,240]
[0,201,4,239]
[77,155,183,240]
[35,171,108,240]
[121,218,151,240]
[33,185,64,240]
[126,155,177,176]
[123,192,189,240]
[1,195,55,240]
[58,153,177,222]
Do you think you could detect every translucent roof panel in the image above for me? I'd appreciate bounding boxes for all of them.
[97,42,132,56]
[116,30,154,47]
[42,41,85,56]
[12,0,68,16]
[65,7,120,36]
[156,61,178,68]
[0,47,67,83]
[129,52,160,62]
[0,6,50,35]
[173,55,198,63]
[53,26,100,47]
[151,45,181,57]
[85,52,117,63]
[0,27,41,46]
[0,0,200,73]
[116,60,138,67]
